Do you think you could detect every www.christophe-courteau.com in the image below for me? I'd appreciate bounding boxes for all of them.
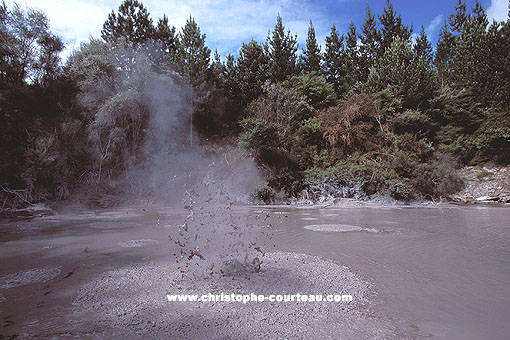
[166,293,353,304]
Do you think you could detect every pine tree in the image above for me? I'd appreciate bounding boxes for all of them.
[323,25,346,97]
[359,5,380,83]
[237,39,269,105]
[366,37,436,110]
[434,21,456,88]
[177,16,211,89]
[449,0,467,34]
[454,1,490,103]
[378,0,412,56]
[345,22,360,93]
[266,14,298,83]
[176,16,211,141]
[413,26,433,62]
[209,49,225,89]
[223,53,238,97]
[101,0,154,45]
[299,20,321,74]
[154,14,177,56]
[485,20,510,108]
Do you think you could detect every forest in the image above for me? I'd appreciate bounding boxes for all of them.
[0,0,509,206]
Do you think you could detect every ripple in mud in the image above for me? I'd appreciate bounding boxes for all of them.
[304,224,381,233]
[0,267,61,289]
[72,251,405,339]
[118,239,160,248]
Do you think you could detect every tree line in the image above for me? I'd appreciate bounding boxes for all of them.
[1,0,509,206]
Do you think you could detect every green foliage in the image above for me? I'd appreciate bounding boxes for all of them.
[67,39,115,112]
[472,108,510,163]
[176,16,211,89]
[344,22,361,93]
[101,0,155,45]
[297,118,324,147]
[253,182,276,203]
[285,73,336,109]
[2,0,509,205]
[0,3,73,203]
[413,26,433,62]
[392,110,432,139]
[154,15,177,58]
[238,118,280,152]
[412,152,465,198]
[365,37,437,110]
[1,3,63,83]
[378,0,413,55]
[266,14,298,83]
[299,21,322,74]
[300,133,463,201]
[245,82,313,139]
[236,39,270,106]
[67,40,151,181]
[359,5,380,83]
[323,25,346,97]
[434,21,456,87]
[449,0,467,34]
[175,16,217,133]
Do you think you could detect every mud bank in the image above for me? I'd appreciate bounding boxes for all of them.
[0,202,408,340]
[71,251,406,340]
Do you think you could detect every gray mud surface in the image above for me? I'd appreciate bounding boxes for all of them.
[304,224,383,233]
[72,251,405,340]
[0,202,409,339]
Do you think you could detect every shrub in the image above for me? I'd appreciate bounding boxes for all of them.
[253,182,276,203]
[284,72,337,109]
[385,178,414,201]
[245,82,313,138]
[238,118,280,152]
[317,94,385,155]
[296,117,324,147]
[392,109,432,139]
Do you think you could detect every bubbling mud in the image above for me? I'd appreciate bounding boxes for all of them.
[168,171,271,279]
[304,224,381,233]
[0,267,61,289]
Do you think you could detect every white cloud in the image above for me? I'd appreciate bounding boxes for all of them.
[425,14,443,39]
[4,0,116,56]
[4,0,344,59]
[487,0,508,23]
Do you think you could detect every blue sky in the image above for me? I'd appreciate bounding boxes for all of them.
[4,0,508,59]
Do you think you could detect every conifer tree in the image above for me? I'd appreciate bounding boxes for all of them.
[413,26,433,62]
[454,1,490,103]
[449,0,467,34]
[345,22,360,93]
[176,16,211,141]
[266,14,298,82]
[154,14,177,56]
[378,0,412,56]
[101,0,154,45]
[434,21,456,88]
[209,49,225,89]
[237,39,269,105]
[366,37,436,110]
[359,5,380,82]
[323,25,346,97]
[299,20,322,74]
[177,16,211,89]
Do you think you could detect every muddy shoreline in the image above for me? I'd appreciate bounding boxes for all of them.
[0,203,410,339]
[70,252,407,339]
